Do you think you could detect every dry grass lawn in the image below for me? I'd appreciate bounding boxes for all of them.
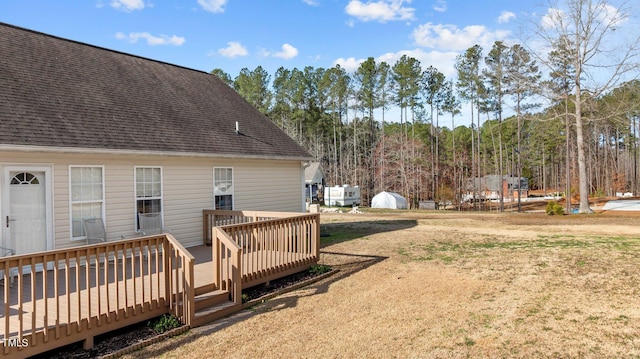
[124,210,640,358]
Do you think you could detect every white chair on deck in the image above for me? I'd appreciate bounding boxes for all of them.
[138,212,170,236]
[0,246,15,287]
[0,247,15,257]
[138,213,170,261]
[83,218,107,245]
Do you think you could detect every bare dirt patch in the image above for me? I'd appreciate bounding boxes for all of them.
[123,210,640,358]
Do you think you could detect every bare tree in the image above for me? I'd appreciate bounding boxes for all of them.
[529,0,640,213]
[546,35,577,214]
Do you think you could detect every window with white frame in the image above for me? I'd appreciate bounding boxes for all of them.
[135,167,163,231]
[70,166,104,240]
[214,167,233,210]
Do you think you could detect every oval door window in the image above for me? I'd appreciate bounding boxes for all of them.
[10,172,40,185]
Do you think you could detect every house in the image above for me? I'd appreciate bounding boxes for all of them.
[304,162,325,203]
[0,23,322,358]
[464,175,529,202]
[0,22,312,256]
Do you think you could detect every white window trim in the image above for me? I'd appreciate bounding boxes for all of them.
[213,167,234,210]
[134,166,164,232]
[69,165,106,241]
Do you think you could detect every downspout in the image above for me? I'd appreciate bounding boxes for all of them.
[302,161,311,212]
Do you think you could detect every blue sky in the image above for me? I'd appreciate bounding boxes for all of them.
[1,0,635,127]
[0,0,538,78]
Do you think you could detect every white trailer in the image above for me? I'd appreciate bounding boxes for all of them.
[324,185,361,207]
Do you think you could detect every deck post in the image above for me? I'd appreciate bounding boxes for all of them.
[83,335,94,350]
[232,248,242,305]
[186,254,195,327]
[212,228,220,290]
[203,211,209,245]
[313,213,320,260]
[163,240,171,308]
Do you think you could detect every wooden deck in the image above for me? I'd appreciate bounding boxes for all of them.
[0,210,320,358]
[0,245,297,336]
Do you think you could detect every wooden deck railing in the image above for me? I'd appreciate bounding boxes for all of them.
[0,234,194,358]
[212,227,242,305]
[203,210,294,245]
[204,210,320,288]
[1,210,319,358]
[163,234,196,327]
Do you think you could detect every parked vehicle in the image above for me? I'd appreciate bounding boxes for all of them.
[324,185,361,207]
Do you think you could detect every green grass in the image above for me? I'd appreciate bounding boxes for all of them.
[320,231,363,244]
[396,234,640,264]
[320,220,417,245]
[463,336,476,346]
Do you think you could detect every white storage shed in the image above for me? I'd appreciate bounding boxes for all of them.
[371,191,408,209]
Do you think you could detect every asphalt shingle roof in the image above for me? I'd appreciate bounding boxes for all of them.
[0,23,311,160]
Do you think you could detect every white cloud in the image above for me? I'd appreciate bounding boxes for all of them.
[217,41,248,58]
[273,44,299,60]
[197,0,227,13]
[433,0,446,13]
[110,0,145,11]
[258,44,299,60]
[302,0,320,6]
[334,49,459,77]
[597,4,627,28]
[498,11,515,24]
[333,57,364,72]
[540,4,626,31]
[411,22,509,51]
[115,32,186,46]
[541,7,565,29]
[308,54,322,62]
[345,0,415,23]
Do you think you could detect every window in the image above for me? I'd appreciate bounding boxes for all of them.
[135,167,163,231]
[70,166,104,240]
[11,172,40,185]
[214,167,233,210]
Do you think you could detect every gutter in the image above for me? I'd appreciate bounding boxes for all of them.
[0,144,313,162]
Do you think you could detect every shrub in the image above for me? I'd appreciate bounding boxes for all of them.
[545,201,564,215]
[148,314,181,334]
[309,264,331,275]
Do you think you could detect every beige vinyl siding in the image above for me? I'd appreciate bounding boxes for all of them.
[0,151,304,250]
[233,160,303,212]
[162,163,213,247]
[103,164,135,240]
[52,161,71,245]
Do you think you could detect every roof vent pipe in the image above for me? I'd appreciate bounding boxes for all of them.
[235,121,239,134]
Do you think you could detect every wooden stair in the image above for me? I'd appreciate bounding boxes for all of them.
[190,285,242,328]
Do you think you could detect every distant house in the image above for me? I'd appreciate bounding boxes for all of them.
[304,162,325,203]
[0,23,312,255]
[464,175,529,202]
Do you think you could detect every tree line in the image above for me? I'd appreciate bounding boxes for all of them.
[212,0,640,212]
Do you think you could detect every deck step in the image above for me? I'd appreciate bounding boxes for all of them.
[192,301,241,327]
[194,289,230,311]
[195,283,217,296]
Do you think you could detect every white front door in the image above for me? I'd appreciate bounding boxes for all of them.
[2,167,52,256]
